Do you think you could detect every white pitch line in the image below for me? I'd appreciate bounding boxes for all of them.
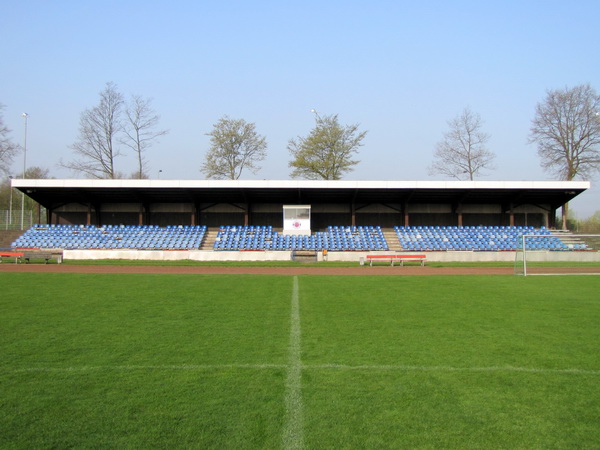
[5,363,287,373]
[306,364,600,376]
[5,363,598,377]
[282,275,304,450]
[4,364,598,376]
[0,364,600,375]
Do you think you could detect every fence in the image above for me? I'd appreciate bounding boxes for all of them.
[0,210,36,231]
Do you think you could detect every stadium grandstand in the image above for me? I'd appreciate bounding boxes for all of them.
[6,178,599,263]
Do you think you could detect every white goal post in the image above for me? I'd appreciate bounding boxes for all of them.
[514,234,600,276]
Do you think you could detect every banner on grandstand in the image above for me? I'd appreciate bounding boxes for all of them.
[283,205,311,235]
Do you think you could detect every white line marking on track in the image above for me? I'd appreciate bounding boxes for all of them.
[282,275,304,450]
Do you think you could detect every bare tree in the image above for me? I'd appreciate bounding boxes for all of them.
[201,116,267,180]
[529,84,600,180]
[429,107,495,180]
[0,176,12,210]
[529,83,600,229]
[288,112,366,180]
[122,95,168,179]
[63,82,124,178]
[19,166,51,179]
[0,104,19,176]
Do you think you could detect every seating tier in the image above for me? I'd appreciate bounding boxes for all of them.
[11,224,207,250]
[394,226,579,251]
[12,224,584,252]
[213,225,388,251]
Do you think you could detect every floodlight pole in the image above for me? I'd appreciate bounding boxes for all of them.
[21,113,28,230]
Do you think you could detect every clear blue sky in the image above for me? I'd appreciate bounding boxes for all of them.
[2,0,599,217]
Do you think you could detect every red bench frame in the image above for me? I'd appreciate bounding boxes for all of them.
[365,254,426,267]
[0,252,25,264]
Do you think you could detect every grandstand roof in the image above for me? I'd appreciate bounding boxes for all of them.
[12,179,590,209]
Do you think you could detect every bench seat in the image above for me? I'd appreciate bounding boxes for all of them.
[0,252,25,264]
[365,254,426,267]
[23,252,60,264]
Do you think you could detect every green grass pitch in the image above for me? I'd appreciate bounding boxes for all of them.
[1,273,599,448]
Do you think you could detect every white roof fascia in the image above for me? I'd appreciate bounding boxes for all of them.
[10,179,592,190]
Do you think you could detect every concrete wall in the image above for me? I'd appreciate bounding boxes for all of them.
[324,251,600,263]
[64,249,294,262]
[63,249,600,263]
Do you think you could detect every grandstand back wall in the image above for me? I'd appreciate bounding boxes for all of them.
[49,203,547,229]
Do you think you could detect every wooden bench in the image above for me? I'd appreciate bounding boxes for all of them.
[365,254,427,267]
[0,252,24,264]
[23,252,60,264]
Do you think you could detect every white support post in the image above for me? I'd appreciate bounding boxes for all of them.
[522,235,528,277]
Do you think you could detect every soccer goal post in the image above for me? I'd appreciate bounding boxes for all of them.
[514,234,600,276]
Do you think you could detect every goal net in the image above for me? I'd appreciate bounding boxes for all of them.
[514,234,600,276]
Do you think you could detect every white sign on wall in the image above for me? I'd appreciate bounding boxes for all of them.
[283,205,311,235]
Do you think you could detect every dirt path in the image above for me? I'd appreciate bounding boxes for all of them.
[2,264,598,276]
[0,264,516,275]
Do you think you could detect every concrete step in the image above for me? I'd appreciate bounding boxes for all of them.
[0,230,25,249]
[550,231,599,250]
[382,230,402,251]
[200,230,218,250]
